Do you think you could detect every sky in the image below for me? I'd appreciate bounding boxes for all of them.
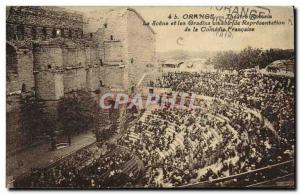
[65,6,294,52]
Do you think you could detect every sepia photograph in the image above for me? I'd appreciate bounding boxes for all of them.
[5,5,295,189]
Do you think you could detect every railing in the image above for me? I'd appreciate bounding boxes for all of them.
[246,173,294,188]
[177,160,294,188]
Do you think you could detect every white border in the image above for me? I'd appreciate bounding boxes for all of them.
[1,0,298,194]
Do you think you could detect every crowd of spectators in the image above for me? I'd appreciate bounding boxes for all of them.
[117,70,295,187]
[121,100,294,187]
[15,144,136,188]
[14,70,295,188]
[153,71,295,142]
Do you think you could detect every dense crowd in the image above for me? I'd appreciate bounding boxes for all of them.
[153,71,295,142]
[118,70,294,187]
[15,144,137,188]
[14,70,295,188]
[120,97,294,187]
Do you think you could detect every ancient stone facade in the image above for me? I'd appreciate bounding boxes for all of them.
[7,7,92,153]
[7,7,101,99]
[6,6,156,153]
[95,8,156,91]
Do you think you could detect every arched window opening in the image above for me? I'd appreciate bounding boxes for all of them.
[6,43,18,74]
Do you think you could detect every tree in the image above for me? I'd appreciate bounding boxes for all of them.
[57,91,100,145]
[20,94,55,145]
[207,46,294,70]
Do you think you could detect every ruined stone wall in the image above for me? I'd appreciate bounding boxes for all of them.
[6,47,35,94]
[127,10,156,88]
[88,45,101,67]
[6,96,23,154]
[36,72,64,100]
[63,46,87,68]
[86,67,100,92]
[6,5,85,97]
[63,46,86,93]
[86,46,101,92]
[104,41,123,62]
[7,6,84,41]
[6,46,39,153]
[33,44,64,100]
[33,44,63,71]
[102,10,127,43]
[6,6,104,154]
[63,68,87,93]
[6,6,157,153]
[97,8,156,91]
[85,47,93,67]
[99,10,128,89]
[102,66,126,89]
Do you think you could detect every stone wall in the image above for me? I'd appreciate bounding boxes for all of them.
[98,10,128,89]
[104,41,123,62]
[33,43,64,100]
[6,6,157,154]
[6,96,22,154]
[32,39,100,97]
[127,9,156,88]
[36,72,64,100]
[6,45,35,94]
[98,8,156,91]
[102,10,128,43]
[102,66,126,89]
[6,6,102,155]
[86,67,100,92]
[63,68,87,93]
[7,6,84,41]
[33,44,63,71]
